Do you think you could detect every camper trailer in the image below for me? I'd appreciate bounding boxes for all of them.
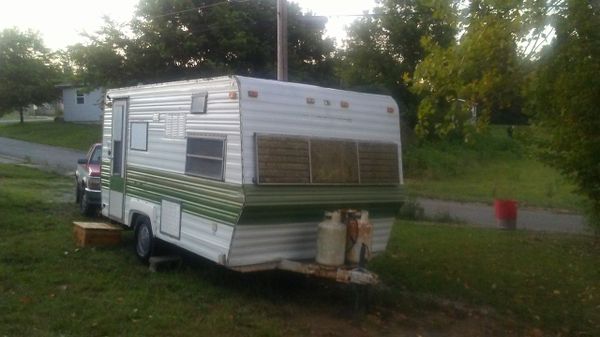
[101,76,403,281]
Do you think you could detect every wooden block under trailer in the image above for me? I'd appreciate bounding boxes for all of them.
[73,221,122,247]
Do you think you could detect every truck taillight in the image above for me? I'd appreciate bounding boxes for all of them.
[88,177,101,191]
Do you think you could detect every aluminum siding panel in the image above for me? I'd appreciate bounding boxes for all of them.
[109,76,242,184]
[227,217,394,267]
[236,76,403,185]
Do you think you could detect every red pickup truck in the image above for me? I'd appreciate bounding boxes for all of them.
[75,143,102,215]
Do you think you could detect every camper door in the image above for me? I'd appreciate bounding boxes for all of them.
[109,99,127,221]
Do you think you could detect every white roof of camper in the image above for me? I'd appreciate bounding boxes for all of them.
[106,75,398,108]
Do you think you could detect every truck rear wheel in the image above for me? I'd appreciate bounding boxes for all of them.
[75,184,82,203]
[79,192,94,216]
[135,217,154,262]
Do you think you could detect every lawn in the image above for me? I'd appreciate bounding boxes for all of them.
[0,121,101,151]
[1,163,598,336]
[404,126,585,211]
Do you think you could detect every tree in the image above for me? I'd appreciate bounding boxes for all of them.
[528,0,600,228]
[410,0,526,141]
[338,0,457,127]
[70,0,337,88]
[0,28,61,122]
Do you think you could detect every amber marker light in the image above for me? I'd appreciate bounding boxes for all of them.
[248,90,259,98]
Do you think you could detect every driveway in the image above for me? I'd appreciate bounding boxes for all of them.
[0,136,85,174]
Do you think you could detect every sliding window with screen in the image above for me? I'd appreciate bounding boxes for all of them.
[255,134,399,185]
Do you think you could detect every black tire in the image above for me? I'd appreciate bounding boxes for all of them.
[75,183,82,203]
[79,192,94,216]
[135,217,154,262]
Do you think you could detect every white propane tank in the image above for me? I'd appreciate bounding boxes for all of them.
[316,211,346,267]
[346,210,373,264]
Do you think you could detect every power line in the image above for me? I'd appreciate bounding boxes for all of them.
[147,0,249,20]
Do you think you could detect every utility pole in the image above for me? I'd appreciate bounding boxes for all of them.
[277,0,288,81]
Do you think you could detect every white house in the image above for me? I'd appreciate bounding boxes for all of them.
[58,85,104,122]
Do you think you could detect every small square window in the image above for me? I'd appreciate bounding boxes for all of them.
[191,92,208,114]
[130,122,148,151]
[76,90,84,104]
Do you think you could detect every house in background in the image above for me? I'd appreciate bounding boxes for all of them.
[57,85,104,122]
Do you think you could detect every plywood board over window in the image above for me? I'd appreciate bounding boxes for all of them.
[256,135,310,184]
[358,142,399,184]
[255,134,400,186]
[310,139,359,184]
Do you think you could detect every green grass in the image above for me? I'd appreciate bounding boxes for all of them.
[0,121,101,151]
[404,126,585,211]
[1,163,598,336]
[372,221,600,336]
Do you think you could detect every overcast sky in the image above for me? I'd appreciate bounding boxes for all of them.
[0,0,377,50]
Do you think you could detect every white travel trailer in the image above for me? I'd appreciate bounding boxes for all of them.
[101,76,403,281]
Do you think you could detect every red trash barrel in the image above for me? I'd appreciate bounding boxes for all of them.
[494,199,517,230]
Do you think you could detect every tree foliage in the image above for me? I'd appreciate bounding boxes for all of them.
[70,0,336,88]
[0,28,61,121]
[411,1,530,141]
[338,0,457,127]
[528,0,600,227]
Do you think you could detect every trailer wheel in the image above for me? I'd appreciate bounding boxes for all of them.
[135,217,154,262]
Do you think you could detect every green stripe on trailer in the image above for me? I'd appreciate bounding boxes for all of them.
[238,184,404,224]
[126,165,244,224]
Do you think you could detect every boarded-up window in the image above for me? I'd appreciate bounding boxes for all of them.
[185,137,225,180]
[256,134,400,185]
[358,142,399,184]
[310,139,359,184]
[256,135,310,184]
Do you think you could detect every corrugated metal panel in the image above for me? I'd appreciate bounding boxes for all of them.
[126,165,244,225]
[107,76,242,184]
[237,76,403,185]
[100,102,112,217]
[227,217,394,267]
[177,212,234,263]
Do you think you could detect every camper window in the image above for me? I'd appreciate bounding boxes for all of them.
[130,122,148,151]
[191,92,208,114]
[185,137,225,180]
[256,134,399,185]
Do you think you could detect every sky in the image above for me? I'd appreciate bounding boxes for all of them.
[0,0,377,50]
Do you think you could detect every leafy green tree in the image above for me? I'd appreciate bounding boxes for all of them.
[338,0,457,127]
[0,28,61,123]
[70,0,336,88]
[411,1,525,141]
[529,0,600,228]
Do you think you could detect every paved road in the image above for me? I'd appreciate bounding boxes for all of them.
[418,198,589,235]
[0,136,85,174]
[0,136,590,235]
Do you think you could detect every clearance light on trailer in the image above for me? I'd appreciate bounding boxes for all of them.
[387,107,395,114]
[248,90,259,98]
[306,97,315,104]
[228,91,238,99]
[340,101,349,108]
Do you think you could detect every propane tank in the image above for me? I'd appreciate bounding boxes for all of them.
[316,211,346,267]
[346,210,373,264]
